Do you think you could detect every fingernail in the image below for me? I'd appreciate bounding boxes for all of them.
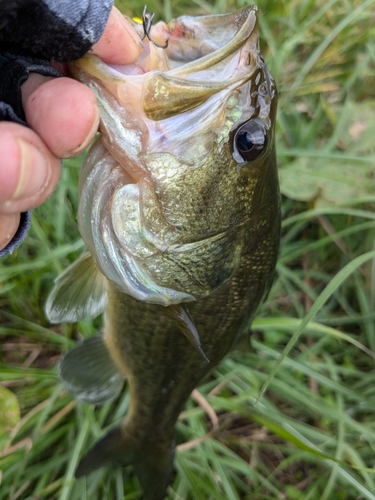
[10,139,49,201]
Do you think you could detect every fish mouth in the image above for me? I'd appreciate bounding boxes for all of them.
[138,6,260,120]
[74,6,260,122]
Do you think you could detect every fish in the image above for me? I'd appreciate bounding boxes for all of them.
[45,5,280,500]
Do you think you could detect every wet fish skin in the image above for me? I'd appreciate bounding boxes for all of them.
[77,147,280,497]
[102,118,280,441]
[46,6,280,499]
[104,186,279,444]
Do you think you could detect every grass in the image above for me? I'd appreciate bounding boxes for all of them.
[1,0,375,498]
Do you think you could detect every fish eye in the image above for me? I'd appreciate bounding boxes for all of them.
[233,119,267,162]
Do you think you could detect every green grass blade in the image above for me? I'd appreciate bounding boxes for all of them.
[256,250,375,402]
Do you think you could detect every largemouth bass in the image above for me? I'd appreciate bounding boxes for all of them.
[46,6,280,499]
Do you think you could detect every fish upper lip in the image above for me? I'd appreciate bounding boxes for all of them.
[115,6,259,79]
[167,8,259,78]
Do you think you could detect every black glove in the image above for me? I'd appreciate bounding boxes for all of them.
[0,0,113,257]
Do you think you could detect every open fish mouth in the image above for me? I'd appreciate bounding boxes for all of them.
[70,6,276,307]
[73,6,265,175]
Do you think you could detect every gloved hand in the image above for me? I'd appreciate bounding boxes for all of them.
[0,5,142,254]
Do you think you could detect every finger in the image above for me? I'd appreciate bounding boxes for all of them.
[92,6,143,64]
[22,75,100,158]
[0,213,20,251]
[50,8,143,75]
[0,122,61,214]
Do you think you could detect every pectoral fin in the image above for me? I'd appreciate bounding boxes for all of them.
[59,336,123,404]
[165,304,209,363]
[45,252,107,323]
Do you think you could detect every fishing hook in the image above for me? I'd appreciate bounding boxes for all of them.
[141,5,169,49]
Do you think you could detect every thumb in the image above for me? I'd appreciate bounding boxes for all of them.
[0,213,20,251]
[0,122,61,214]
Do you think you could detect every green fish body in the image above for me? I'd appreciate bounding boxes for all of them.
[46,6,280,499]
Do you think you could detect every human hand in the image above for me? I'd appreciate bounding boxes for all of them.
[0,7,142,252]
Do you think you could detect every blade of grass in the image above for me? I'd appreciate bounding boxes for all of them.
[256,250,375,403]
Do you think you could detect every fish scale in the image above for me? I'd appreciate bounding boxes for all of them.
[45,6,280,499]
